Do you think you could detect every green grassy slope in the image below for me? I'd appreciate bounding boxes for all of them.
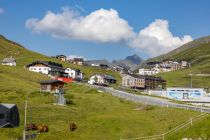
[0,35,121,83]
[157,43,210,88]
[144,35,210,63]
[147,36,210,88]
[0,35,209,140]
[169,115,210,140]
[0,83,199,140]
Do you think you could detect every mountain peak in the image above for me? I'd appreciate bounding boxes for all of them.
[125,54,142,65]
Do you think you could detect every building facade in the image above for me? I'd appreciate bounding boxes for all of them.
[65,68,83,80]
[56,55,67,62]
[40,80,65,93]
[26,61,65,77]
[1,57,16,66]
[145,76,166,90]
[138,68,157,76]
[69,58,84,65]
[122,75,145,89]
[88,74,116,86]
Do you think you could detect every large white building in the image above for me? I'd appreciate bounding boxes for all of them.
[26,61,65,76]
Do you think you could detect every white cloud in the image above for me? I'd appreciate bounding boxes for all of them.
[67,55,87,60]
[129,19,193,56]
[26,7,193,57]
[0,8,4,14]
[26,7,134,43]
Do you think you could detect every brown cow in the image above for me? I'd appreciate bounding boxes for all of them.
[69,123,77,131]
[37,125,49,133]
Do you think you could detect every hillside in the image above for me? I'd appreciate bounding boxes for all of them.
[144,35,210,64]
[0,35,121,83]
[0,35,207,140]
[145,35,210,88]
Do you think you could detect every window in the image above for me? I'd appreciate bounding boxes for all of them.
[41,85,48,90]
[0,113,5,119]
[127,79,130,85]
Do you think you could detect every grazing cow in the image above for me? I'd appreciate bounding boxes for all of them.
[37,125,49,133]
[69,123,77,131]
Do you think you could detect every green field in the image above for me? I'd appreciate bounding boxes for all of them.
[150,38,210,89]
[158,63,210,89]
[0,82,200,140]
[1,35,210,139]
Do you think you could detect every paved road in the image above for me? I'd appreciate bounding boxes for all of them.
[87,84,210,113]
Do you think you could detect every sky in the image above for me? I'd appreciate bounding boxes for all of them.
[0,0,210,61]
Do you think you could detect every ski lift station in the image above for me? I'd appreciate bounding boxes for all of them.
[0,104,20,128]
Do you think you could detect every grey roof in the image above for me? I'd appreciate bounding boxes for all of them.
[124,74,145,79]
[0,104,16,109]
[65,67,81,72]
[40,80,66,84]
[104,75,116,80]
[56,55,66,58]
[26,61,63,68]
[2,58,16,63]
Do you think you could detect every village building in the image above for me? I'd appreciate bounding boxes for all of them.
[122,75,166,90]
[99,64,110,70]
[56,55,67,62]
[65,68,83,81]
[122,74,145,89]
[26,61,66,77]
[40,80,66,93]
[146,60,189,73]
[90,63,100,67]
[138,68,157,76]
[0,104,20,128]
[145,76,166,90]
[181,61,189,68]
[1,57,16,66]
[111,65,131,74]
[88,74,116,86]
[68,58,84,65]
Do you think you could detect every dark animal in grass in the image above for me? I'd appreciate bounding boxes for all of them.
[26,123,37,131]
[37,125,49,133]
[69,123,77,131]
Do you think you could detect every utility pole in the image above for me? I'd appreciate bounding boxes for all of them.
[189,73,192,88]
[23,100,27,140]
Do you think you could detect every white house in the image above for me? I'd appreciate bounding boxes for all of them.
[139,68,157,75]
[1,57,16,66]
[26,61,51,74]
[91,63,100,67]
[65,68,83,80]
[88,74,116,85]
[26,61,65,76]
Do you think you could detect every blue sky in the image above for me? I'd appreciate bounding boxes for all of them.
[0,0,210,61]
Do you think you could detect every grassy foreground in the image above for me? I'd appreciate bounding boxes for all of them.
[0,81,200,140]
